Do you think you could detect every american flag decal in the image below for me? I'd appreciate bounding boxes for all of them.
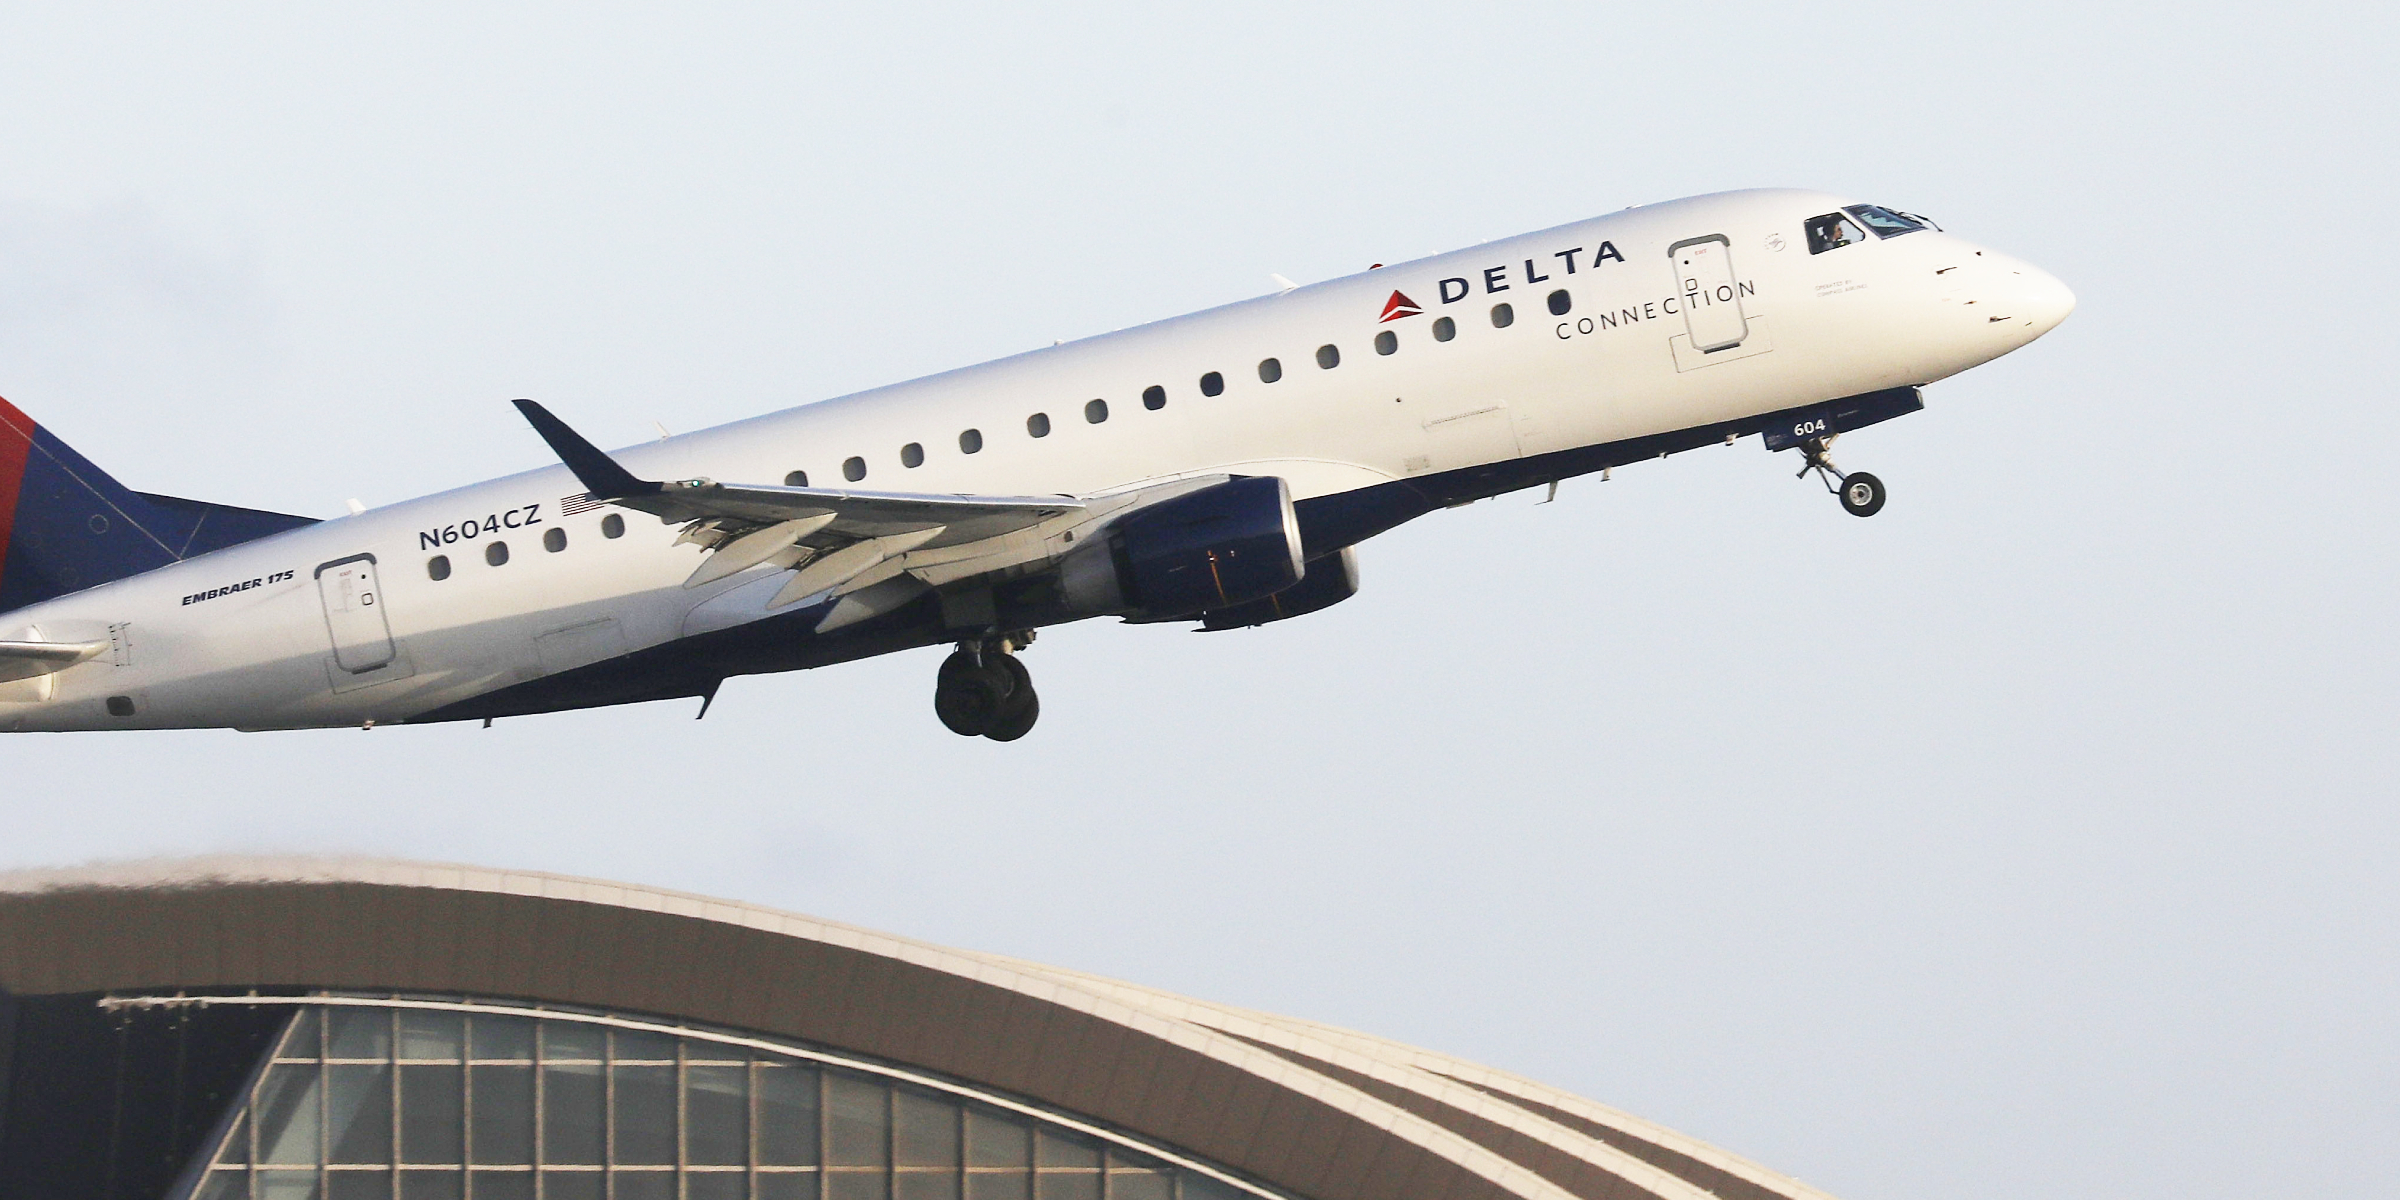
[560,493,608,516]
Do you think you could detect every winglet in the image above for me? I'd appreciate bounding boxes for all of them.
[512,399,662,499]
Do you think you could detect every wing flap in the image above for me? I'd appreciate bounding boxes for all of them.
[632,480,1079,545]
[682,514,838,590]
[769,527,946,609]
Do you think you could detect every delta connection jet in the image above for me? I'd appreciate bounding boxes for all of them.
[0,189,2072,739]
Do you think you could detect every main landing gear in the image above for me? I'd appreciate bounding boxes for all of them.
[934,634,1039,741]
[1796,435,1887,518]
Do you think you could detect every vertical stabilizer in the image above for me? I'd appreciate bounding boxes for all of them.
[0,397,319,614]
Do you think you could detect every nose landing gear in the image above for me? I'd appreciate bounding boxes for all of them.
[934,634,1040,741]
[1796,435,1886,518]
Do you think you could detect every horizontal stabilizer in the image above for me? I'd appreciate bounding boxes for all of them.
[0,638,107,683]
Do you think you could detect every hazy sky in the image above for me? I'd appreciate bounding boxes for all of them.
[2,5,2393,1200]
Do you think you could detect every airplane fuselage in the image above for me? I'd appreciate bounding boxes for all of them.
[0,189,2073,733]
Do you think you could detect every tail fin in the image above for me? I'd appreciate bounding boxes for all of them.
[0,396,320,614]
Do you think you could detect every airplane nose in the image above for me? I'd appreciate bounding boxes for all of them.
[2018,264,2076,336]
[1957,253,2076,341]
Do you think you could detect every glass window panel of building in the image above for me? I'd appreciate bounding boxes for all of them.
[189,1002,1272,1200]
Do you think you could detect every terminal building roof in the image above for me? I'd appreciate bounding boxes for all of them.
[0,858,1842,1200]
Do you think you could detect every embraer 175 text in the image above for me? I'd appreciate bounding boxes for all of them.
[0,190,2071,739]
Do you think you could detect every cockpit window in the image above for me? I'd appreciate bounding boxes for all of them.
[1844,205,1931,238]
[1806,213,1866,254]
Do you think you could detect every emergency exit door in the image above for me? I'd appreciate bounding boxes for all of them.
[1669,235,1749,353]
[315,554,396,674]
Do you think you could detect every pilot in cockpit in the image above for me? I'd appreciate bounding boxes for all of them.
[1807,213,1862,254]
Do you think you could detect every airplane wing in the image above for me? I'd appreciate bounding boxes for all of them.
[595,478,1081,541]
[513,399,1087,609]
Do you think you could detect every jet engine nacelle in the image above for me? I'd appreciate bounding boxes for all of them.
[1199,545,1359,631]
[1060,476,1304,620]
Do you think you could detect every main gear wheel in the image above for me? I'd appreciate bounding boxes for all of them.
[932,638,1041,740]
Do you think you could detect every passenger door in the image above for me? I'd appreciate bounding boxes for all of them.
[314,554,396,674]
[1669,235,1749,353]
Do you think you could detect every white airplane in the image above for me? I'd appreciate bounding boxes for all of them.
[0,189,2071,739]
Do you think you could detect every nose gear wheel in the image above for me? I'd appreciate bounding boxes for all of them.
[1839,472,1886,517]
[1796,435,1887,518]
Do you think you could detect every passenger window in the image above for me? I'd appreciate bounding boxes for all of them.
[1432,316,1456,342]
[427,555,451,581]
[1027,412,1051,438]
[785,470,809,487]
[1085,399,1108,424]
[1142,385,1166,410]
[901,442,924,468]
[1316,344,1340,369]
[485,541,509,567]
[543,527,567,553]
[1199,371,1225,397]
[843,456,866,482]
[1490,303,1514,328]
[1374,330,1397,355]
[1547,289,1571,316]
[959,428,983,454]
[601,513,625,539]
[1258,358,1282,383]
[1806,213,1865,254]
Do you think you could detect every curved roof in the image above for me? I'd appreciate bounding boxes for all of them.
[0,858,1839,1200]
